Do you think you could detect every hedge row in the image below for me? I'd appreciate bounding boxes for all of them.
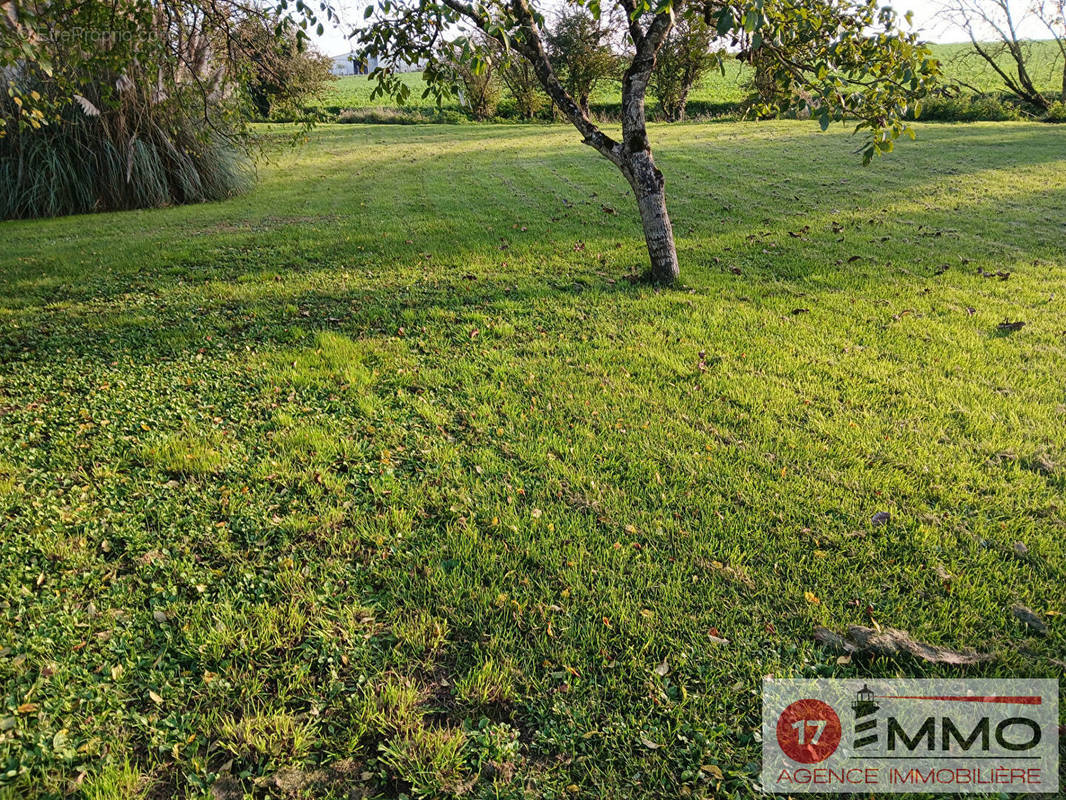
[287,93,1065,126]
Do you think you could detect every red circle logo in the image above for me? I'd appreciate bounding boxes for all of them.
[776,699,842,763]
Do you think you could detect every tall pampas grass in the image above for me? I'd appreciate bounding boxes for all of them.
[0,108,251,219]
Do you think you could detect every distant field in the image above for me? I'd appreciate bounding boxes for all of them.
[314,40,1065,115]
[932,40,1064,96]
[319,70,436,110]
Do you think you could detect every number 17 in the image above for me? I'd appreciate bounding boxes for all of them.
[791,719,827,745]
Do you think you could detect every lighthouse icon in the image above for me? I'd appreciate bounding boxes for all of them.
[852,684,880,748]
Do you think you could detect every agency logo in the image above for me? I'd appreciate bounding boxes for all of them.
[762,679,1059,794]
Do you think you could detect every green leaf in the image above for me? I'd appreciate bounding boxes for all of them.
[716,9,733,37]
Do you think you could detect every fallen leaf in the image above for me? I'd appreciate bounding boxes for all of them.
[705,560,755,589]
[653,659,670,677]
[639,735,662,749]
[997,320,1025,333]
[933,564,953,592]
[701,764,724,780]
[871,511,890,527]
[148,690,163,705]
[1011,605,1049,636]
[804,591,820,605]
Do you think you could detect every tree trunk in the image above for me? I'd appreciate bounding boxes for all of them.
[500,0,679,281]
[619,13,679,283]
[624,150,679,283]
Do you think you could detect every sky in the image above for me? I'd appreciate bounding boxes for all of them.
[308,1,1052,58]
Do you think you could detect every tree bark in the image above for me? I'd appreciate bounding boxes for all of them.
[624,150,679,283]
[619,10,679,283]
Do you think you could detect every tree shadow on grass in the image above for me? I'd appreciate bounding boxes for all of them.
[0,121,1063,357]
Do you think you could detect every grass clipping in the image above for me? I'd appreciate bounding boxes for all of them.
[814,625,992,665]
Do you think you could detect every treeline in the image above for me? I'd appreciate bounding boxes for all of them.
[323,89,1064,126]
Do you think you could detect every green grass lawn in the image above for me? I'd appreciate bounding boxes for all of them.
[315,40,1066,114]
[1,120,1065,799]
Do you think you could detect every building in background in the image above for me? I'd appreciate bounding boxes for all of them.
[330,52,375,75]
[329,53,424,76]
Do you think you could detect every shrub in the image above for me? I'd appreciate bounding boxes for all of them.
[652,18,721,122]
[1045,101,1066,122]
[908,94,1022,122]
[234,16,336,120]
[544,8,620,115]
[497,56,547,120]
[439,38,502,121]
[337,107,466,124]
